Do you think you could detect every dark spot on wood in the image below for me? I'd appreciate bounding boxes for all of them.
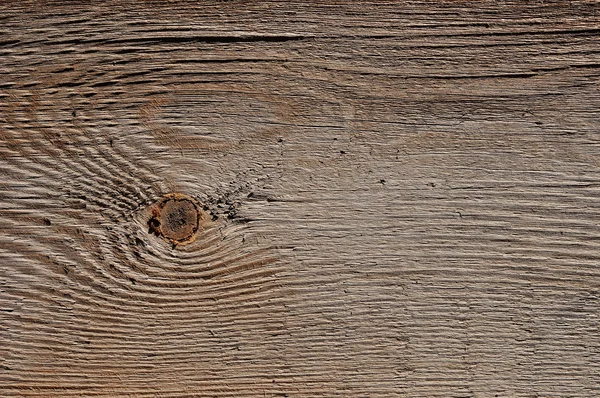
[148,193,204,246]
[43,218,51,226]
[148,218,161,235]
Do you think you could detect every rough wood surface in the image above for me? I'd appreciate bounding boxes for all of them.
[1,1,600,397]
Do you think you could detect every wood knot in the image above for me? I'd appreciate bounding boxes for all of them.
[148,193,204,246]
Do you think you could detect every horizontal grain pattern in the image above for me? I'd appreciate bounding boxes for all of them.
[2,1,600,397]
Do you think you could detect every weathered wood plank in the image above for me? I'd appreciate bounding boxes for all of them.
[1,1,599,397]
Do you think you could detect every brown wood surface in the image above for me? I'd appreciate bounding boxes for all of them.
[1,1,600,397]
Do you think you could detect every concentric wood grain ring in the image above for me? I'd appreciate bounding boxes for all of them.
[147,193,204,246]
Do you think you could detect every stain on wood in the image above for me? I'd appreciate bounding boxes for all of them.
[1,1,599,397]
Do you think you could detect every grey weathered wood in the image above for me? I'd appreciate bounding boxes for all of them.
[1,1,599,397]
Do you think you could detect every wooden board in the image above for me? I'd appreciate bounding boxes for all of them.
[1,1,599,396]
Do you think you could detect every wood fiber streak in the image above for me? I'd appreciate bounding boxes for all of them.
[1,1,599,397]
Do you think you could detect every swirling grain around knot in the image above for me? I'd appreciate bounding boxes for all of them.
[0,104,281,396]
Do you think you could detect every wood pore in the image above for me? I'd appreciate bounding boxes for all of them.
[1,1,600,397]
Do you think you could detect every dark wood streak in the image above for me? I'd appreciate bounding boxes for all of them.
[1,1,599,397]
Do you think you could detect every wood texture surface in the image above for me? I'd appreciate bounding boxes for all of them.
[1,1,600,397]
